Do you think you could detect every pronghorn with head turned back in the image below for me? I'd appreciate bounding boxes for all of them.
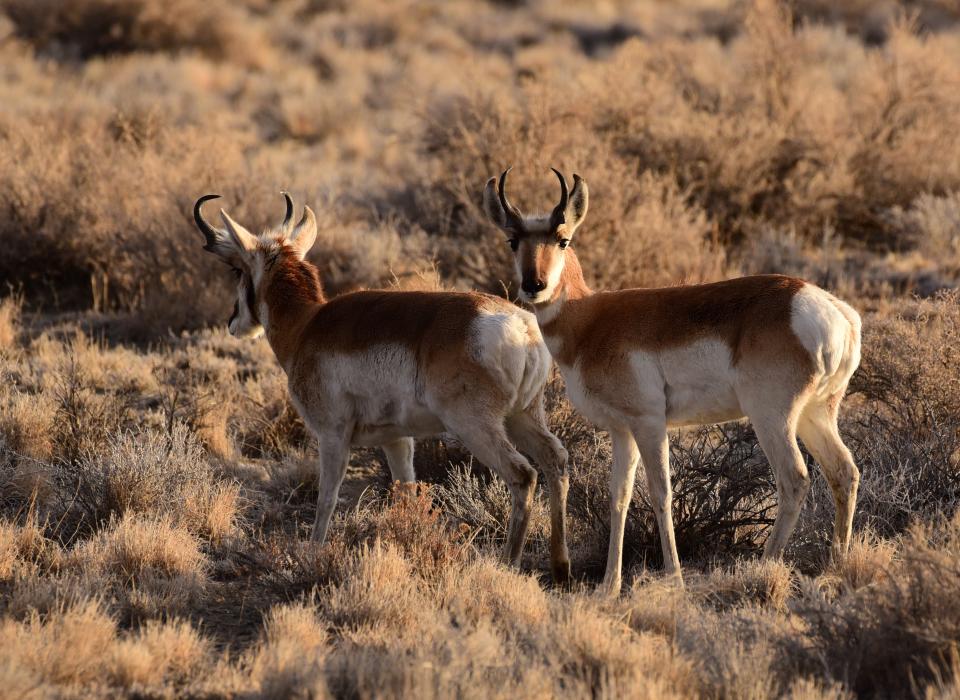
[194,193,571,581]
[483,169,862,594]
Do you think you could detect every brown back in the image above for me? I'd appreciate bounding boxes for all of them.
[542,272,807,367]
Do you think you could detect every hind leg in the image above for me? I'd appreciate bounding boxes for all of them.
[797,396,860,558]
[507,409,571,584]
[382,437,415,483]
[382,437,416,501]
[748,409,811,560]
[444,416,538,567]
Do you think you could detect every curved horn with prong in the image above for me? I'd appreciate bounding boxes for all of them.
[194,194,222,251]
[549,168,569,228]
[498,167,525,230]
[280,191,294,232]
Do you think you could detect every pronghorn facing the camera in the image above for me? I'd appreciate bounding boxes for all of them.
[483,169,862,594]
[194,193,571,581]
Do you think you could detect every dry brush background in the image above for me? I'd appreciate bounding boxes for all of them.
[2,0,960,697]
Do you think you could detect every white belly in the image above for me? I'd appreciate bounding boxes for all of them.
[557,362,618,428]
[557,340,746,432]
[658,340,744,426]
[294,344,447,445]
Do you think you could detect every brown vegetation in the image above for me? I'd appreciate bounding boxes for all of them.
[1,0,960,697]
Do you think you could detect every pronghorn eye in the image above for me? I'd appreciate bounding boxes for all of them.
[508,239,519,252]
[558,239,570,249]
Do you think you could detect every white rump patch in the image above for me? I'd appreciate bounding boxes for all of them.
[790,285,861,397]
[469,309,550,411]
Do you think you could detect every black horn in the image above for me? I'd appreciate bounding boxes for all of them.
[280,191,294,231]
[550,168,568,228]
[498,167,524,230]
[194,194,222,250]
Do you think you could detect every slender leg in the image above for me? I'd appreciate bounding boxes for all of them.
[507,409,571,584]
[632,417,682,582]
[311,426,352,544]
[600,427,640,596]
[445,417,537,567]
[752,415,810,559]
[382,437,416,483]
[797,399,860,558]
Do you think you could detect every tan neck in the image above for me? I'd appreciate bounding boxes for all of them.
[556,249,592,301]
[533,247,592,327]
[262,254,326,373]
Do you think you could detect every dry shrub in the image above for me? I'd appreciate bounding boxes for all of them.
[0,294,21,351]
[53,424,240,540]
[322,542,435,639]
[0,517,60,582]
[310,214,434,296]
[0,112,249,334]
[431,461,549,553]
[822,529,897,592]
[787,514,960,696]
[239,373,309,458]
[0,599,116,686]
[886,191,960,273]
[439,557,549,632]
[847,292,960,532]
[0,392,54,464]
[336,485,474,582]
[109,619,211,690]
[693,558,797,612]
[276,485,473,599]
[181,480,242,543]
[621,575,695,637]
[1,0,268,65]
[70,513,205,581]
[550,599,697,699]
[0,597,214,694]
[48,351,137,466]
[671,604,794,698]
[66,513,206,621]
[0,391,56,506]
[195,400,235,460]
[246,603,328,698]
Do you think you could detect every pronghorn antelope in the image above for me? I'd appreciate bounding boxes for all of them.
[193,193,571,581]
[483,169,862,594]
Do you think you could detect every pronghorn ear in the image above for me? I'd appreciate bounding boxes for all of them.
[483,177,508,231]
[564,174,589,237]
[218,209,259,264]
[288,205,318,260]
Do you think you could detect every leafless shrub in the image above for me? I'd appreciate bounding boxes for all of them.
[786,515,960,696]
[52,424,240,542]
[569,423,777,576]
[1,0,268,65]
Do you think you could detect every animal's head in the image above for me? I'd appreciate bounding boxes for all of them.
[193,193,319,338]
[483,168,588,304]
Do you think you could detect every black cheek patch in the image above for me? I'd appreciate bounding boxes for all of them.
[245,279,259,323]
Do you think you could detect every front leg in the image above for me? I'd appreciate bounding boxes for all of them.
[632,417,682,584]
[601,426,640,596]
[311,424,352,544]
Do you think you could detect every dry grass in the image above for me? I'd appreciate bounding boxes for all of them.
[1,0,959,696]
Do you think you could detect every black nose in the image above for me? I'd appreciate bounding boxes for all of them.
[521,278,546,295]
